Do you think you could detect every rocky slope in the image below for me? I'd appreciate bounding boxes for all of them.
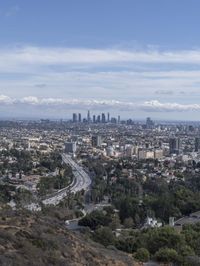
[0,208,136,266]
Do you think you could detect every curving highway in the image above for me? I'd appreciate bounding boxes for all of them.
[42,153,91,206]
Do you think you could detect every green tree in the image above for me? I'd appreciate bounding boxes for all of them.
[123,217,134,228]
[134,248,150,262]
[78,210,112,230]
[154,247,180,263]
[93,227,115,247]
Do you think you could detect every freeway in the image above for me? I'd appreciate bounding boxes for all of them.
[62,153,91,193]
[42,153,91,206]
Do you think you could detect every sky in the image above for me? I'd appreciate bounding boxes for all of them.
[1,0,200,119]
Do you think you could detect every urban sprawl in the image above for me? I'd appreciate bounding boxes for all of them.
[0,114,200,263]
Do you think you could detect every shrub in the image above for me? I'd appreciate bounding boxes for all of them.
[93,227,115,247]
[154,247,180,263]
[134,248,150,262]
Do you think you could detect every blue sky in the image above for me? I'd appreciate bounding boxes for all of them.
[1,0,200,119]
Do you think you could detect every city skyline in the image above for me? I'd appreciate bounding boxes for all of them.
[72,111,120,123]
[0,1,200,119]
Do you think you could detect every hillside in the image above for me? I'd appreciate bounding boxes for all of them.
[0,207,135,266]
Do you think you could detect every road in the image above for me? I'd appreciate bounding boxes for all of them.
[42,153,91,206]
[62,153,91,193]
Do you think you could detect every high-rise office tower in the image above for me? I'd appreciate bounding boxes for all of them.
[118,115,120,124]
[72,113,77,123]
[93,115,96,123]
[146,117,154,129]
[107,112,110,123]
[102,113,106,123]
[97,115,101,123]
[195,137,200,152]
[111,117,117,124]
[87,110,91,123]
[78,113,82,123]
[169,137,181,154]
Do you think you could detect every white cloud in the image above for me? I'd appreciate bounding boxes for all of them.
[1,46,200,101]
[140,100,200,112]
[0,68,200,105]
[0,94,199,113]
[1,45,200,118]
[2,46,200,72]
[0,95,13,104]
[20,96,39,105]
